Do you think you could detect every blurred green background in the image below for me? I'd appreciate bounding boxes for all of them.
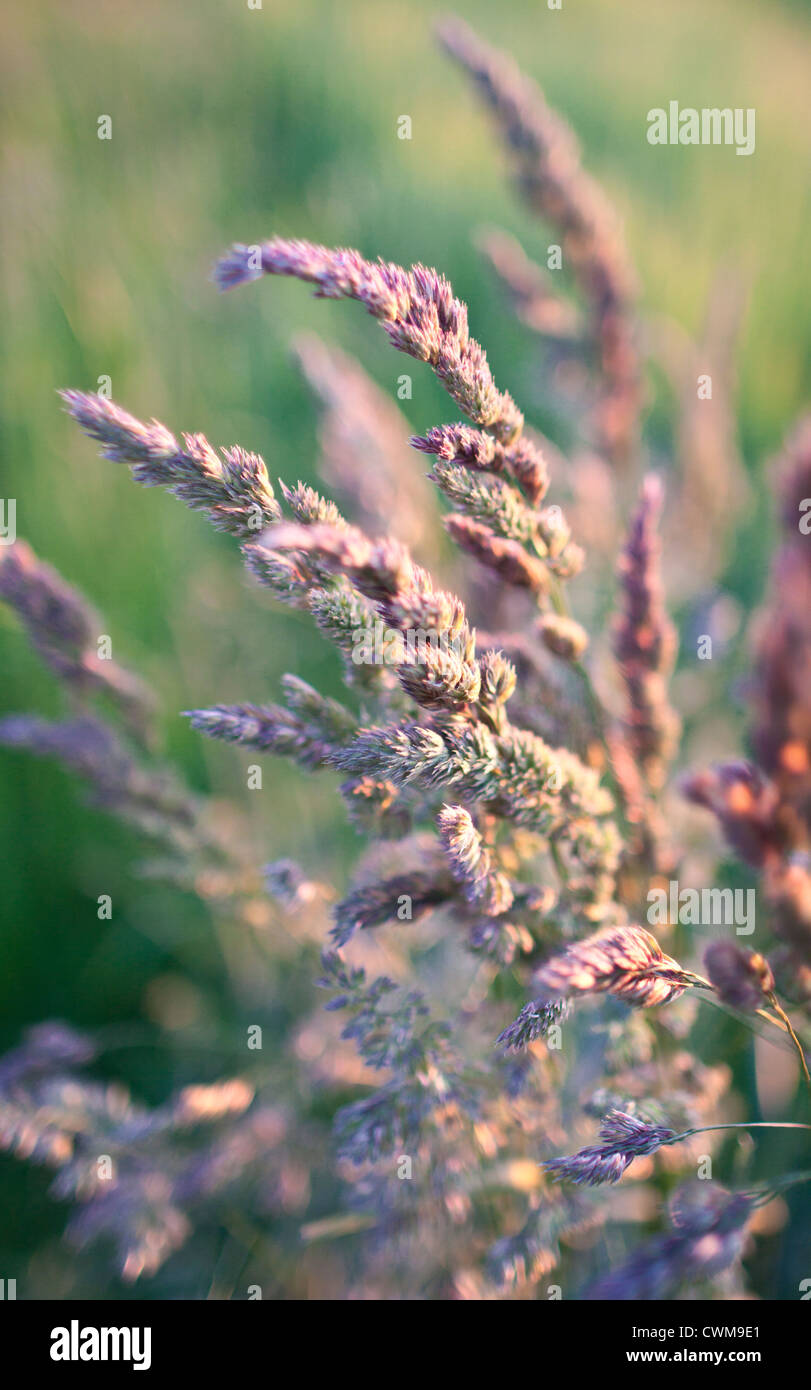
[1,0,809,1292]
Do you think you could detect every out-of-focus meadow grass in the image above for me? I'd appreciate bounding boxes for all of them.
[1,0,809,1288]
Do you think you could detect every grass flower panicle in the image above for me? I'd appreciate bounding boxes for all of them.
[437,16,641,469]
[544,1110,677,1185]
[529,925,702,1009]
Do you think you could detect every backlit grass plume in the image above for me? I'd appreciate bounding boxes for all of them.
[437,15,641,469]
[685,420,811,989]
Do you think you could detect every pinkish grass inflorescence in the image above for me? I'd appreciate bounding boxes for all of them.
[437,16,641,470]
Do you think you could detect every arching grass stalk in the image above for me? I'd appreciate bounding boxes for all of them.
[765,992,811,1088]
[745,1170,811,1207]
[665,1121,811,1145]
[691,976,811,1096]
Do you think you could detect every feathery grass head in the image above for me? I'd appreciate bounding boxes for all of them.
[613,475,680,793]
[496,999,570,1051]
[61,390,281,537]
[531,925,701,1008]
[437,14,640,468]
[0,540,155,743]
[216,238,523,440]
[544,1110,677,1186]
[704,941,775,1012]
[437,804,514,914]
[584,1184,755,1299]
